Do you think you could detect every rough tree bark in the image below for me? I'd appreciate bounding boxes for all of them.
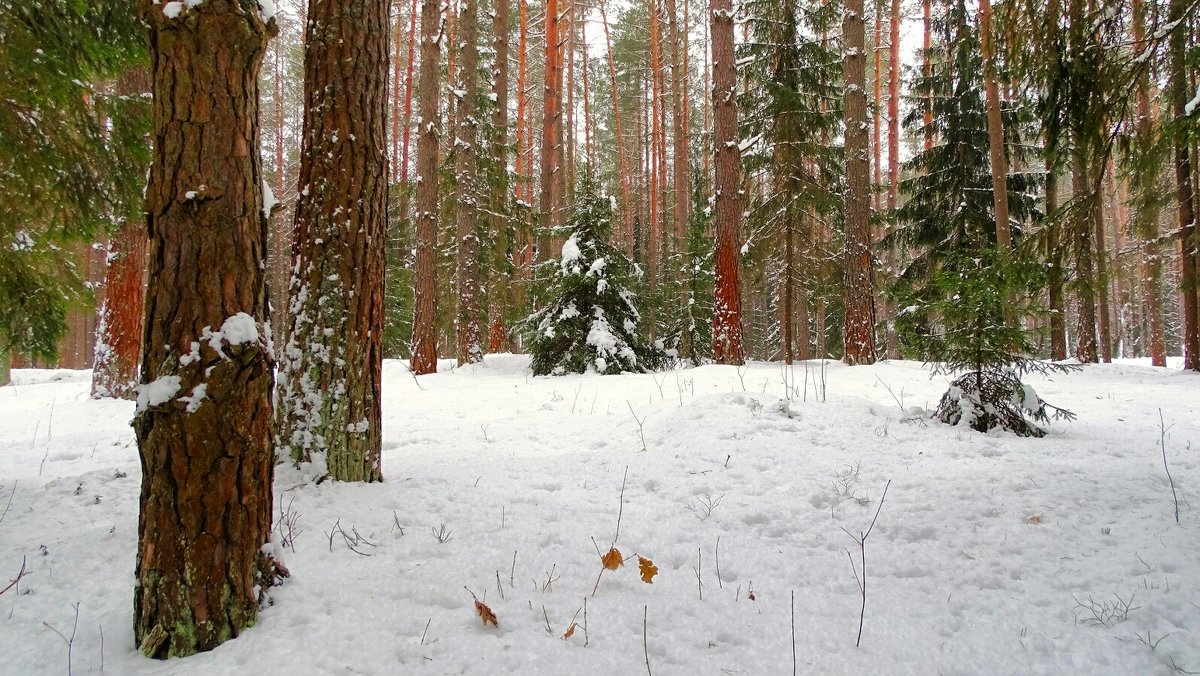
[454,0,482,365]
[1131,0,1166,366]
[93,68,149,400]
[842,0,877,365]
[488,0,511,351]
[277,0,389,481]
[411,0,442,374]
[711,0,744,364]
[1170,0,1199,370]
[884,0,900,358]
[134,0,284,658]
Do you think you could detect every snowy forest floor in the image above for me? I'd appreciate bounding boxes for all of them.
[1,356,1198,675]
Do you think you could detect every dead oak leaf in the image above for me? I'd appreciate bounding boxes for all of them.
[475,599,498,627]
[638,556,658,583]
[562,622,578,640]
[601,547,623,571]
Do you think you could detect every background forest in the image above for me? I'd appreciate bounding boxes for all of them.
[4,0,1199,385]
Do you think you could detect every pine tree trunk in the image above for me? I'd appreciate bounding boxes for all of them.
[1046,163,1067,360]
[488,0,511,348]
[597,0,632,248]
[842,0,876,365]
[1094,180,1113,362]
[93,68,149,400]
[666,0,687,248]
[884,0,900,359]
[134,1,283,657]
[711,0,744,364]
[455,0,482,365]
[979,0,1010,250]
[1170,0,1199,370]
[539,0,564,248]
[1132,0,1167,366]
[401,0,420,183]
[92,217,146,399]
[411,0,442,374]
[922,0,933,151]
[1072,154,1099,363]
[0,330,11,387]
[278,0,388,481]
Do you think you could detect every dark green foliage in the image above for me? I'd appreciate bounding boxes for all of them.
[892,1,1074,437]
[523,178,666,375]
[0,0,149,360]
[661,173,715,365]
[383,182,414,358]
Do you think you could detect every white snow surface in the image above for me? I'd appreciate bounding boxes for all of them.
[1,357,1198,674]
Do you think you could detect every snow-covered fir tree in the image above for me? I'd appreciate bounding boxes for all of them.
[524,177,668,375]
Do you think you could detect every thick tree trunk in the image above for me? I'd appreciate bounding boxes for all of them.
[454,0,482,365]
[411,0,442,374]
[0,331,10,386]
[842,0,876,365]
[711,0,744,364]
[1171,0,1199,370]
[93,68,150,400]
[92,217,146,399]
[134,1,283,658]
[278,0,388,481]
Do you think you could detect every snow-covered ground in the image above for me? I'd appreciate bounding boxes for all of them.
[1,356,1197,675]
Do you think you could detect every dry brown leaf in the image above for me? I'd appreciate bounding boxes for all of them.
[1027,514,1042,524]
[475,599,499,627]
[562,622,578,640]
[601,547,623,571]
[638,556,658,583]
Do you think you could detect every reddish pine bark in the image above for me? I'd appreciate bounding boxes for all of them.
[91,215,146,399]
[134,0,282,657]
[979,0,1011,251]
[842,0,876,365]
[411,0,442,374]
[711,0,744,364]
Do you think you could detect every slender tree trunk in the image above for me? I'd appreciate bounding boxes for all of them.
[884,0,900,359]
[134,1,283,657]
[979,0,1010,250]
[1132,0,1167,366]
[401,0,420,183]
[667,0,687,248]
[411,0,442,374]
[488,0,511,349]
[1072,154,1099,363]
[872,0,882,215]
[278,0,389,481]
[1094,177,1113,362]
[455,0,482,365]
[922,0,933,151]
[1170,0,1199,370]
[842,0,876,365]
[93,68,149,400]
[597,0,632,249]
[711,0,744,364]
[539,0,564,250]
[1046,164,1067,360]
[0,331,9,387]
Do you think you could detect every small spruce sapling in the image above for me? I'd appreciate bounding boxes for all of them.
[895,250,1075,437]
[523,177,667,375]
